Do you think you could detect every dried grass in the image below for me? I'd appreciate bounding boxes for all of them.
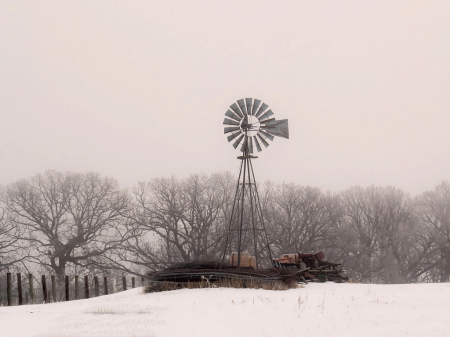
[145,277,296,293]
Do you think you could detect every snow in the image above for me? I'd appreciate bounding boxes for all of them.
[1,282,449,337]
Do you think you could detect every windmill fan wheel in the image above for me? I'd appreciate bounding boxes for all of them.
[223,98,289,154]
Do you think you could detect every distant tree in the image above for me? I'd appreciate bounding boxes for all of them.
[3,171,130,282]
[111,173,235,273]
[373,188,418,283]
[0,187,27,271]
[415,181,450,282]
[340,186,417,283]
[266,183,341,258]
[6,168,448,285]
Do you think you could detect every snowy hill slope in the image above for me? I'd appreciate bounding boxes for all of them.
[1,282,449,337]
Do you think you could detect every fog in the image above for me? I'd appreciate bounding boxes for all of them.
[1,1,449,195]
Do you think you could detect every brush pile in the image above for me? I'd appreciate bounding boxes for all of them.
[274,251,348,283]
[146,261,298,290]
[146,251,347,291]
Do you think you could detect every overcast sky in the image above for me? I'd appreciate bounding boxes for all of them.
[1,1,449,195]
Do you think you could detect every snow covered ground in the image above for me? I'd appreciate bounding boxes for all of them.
[1,282,449,337]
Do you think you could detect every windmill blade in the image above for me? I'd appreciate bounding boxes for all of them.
[252,99,261,116]
[260,119,289,139]
[255,103,268,118]
[224,126,240,134]
[233,134,245,149]
[256,133,270,147]
[237,99,247,115]
[227,131,241,142]
[223,118,240,126]
[245,98,252,116]
[230,103,244,118]
[258,109,274,122]
[253,136,262,152]
[225,109,241,122]
[259,130,274,141]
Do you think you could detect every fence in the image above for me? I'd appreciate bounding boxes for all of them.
[0,273,145,306]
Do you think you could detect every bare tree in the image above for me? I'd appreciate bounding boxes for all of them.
[0,187,28,271]
[4,171,130,282]
[264,183,341,258]
[340,186,418,283]
[110,173,235,274]
[6,167,447,285]
[415,181,450,282]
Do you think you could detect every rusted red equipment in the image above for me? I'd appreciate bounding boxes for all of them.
[273,251,348,283]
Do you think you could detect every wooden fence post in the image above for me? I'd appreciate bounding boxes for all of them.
[112,278,117,293]
[75,275,79,300]
[17,273,23,305]
[42,275,48,303]
[104,277,108,295]
[51,275,56,302]
[65,275,69,301]
[122,276,127,291]
[84,275,89,299]
[7,272,12,306]
[29,274,34,304]
[132,277,135,288]
[94,276,100,297]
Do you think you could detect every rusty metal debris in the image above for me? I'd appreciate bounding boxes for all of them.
[273,251,348,283]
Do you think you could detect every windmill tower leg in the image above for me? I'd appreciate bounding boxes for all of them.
[221,159,243,266]
[221,137,273,269]
[249,158,273,263]
[236,149,247,268]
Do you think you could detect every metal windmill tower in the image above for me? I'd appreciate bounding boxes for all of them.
[222,98,289,269]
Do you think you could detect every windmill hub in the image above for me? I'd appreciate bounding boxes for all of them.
[240,115,260,136]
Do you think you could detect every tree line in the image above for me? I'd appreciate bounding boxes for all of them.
[1,170,449,284]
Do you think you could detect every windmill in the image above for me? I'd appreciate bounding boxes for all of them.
[222,98,289,269]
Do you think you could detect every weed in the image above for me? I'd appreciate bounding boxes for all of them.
[318,292,325,312]
[298,293,308,310]
[145,277,295,293]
